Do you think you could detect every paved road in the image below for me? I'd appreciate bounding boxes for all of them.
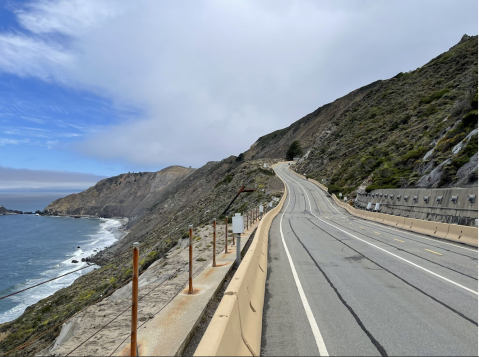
[262,163,478,356]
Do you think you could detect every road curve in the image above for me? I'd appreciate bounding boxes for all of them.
[262,162,478,356]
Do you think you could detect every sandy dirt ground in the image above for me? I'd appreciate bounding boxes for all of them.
[44,223,232,356]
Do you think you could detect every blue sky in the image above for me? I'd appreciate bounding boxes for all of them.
[0,0,477,190]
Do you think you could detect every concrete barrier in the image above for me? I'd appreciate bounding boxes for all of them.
[445,224,478,247]
[408,220,448,239]
[375,213,387,223]
[194,164,287,356]
[303,175,478,247]
[382,215,405,229]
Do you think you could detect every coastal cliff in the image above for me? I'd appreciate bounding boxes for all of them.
[44,166,194,224]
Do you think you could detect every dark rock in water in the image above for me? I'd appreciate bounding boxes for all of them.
[72,260,79,263]
[77,246,81,249]
[81,258,86,262]
[24,212,33,215]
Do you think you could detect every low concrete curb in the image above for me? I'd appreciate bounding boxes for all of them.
[116,222,260,356]
[289,166,478,247]
[194,163,288,356]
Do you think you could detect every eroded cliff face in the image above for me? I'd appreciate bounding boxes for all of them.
[44,166,194,225]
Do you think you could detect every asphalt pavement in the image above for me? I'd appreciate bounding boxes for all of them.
[261,162,478,356]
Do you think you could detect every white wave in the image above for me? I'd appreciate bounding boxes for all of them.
[0,218,122,324]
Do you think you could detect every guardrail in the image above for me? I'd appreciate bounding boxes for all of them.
[194,163,287,356]
[288,167,478,247]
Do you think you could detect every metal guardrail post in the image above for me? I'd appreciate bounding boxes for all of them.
[131,242,140,357]
[189,225,193,294]
[236,233,241,266]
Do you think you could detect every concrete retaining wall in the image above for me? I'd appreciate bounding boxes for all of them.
[356,187,478,226]
[289,167,478,247]
[194,163,287,356]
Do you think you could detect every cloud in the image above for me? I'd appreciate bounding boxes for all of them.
[0,32,72,81]
[0,166,106,190]
[0,138,30,145]
[0,0,477,168]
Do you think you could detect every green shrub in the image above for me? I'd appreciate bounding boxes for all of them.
[420,88,449,104]
[286,140,303,160]
[401,147,426,163]
[463,110,478,127]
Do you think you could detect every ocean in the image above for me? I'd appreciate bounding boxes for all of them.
[0,193,123,324]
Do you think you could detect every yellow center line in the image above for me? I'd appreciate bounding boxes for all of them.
[374,232,381,235]
[360,227,365,229]
[349,223,353,225]
[425,249,443,256]
[394,239,405,243]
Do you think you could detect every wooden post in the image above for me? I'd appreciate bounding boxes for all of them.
[131,242,140,357]
[213,218,217,267]
[225,216,228,253]
[188,225,193,294]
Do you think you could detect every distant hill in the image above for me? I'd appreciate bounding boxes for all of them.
[246,35,478,194]
[45,166,194,224]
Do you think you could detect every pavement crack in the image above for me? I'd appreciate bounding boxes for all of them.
[288,219,389,357]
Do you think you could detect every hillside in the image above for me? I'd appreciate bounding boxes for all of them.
[247,35,478,194]
[45,166,194,225]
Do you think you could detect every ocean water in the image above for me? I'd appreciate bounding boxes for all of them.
[0,214,122,323]
[0,191,73,212]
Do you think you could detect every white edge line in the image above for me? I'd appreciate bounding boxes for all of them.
[290,170,478,296]
[277,167,329,356]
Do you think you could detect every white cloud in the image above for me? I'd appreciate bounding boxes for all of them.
[0,0,477,168]
[0,33,72,81]
[17,0,127,35]
[0,138,30,145]
[46,140,58,149]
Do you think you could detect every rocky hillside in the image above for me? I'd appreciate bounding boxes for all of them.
[44,165,194,225]
[0,206,22,215]
[247,35,478,194]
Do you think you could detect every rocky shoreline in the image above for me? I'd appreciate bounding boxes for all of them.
[0,205,34,215]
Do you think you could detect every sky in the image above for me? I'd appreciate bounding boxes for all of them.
[0,0,477,190]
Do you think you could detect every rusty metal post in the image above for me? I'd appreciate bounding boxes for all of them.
[232,221,236,246]
[225,216,228,253]
[212,218,217,267]
[188,225,193,294]
[131,242,140,357]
